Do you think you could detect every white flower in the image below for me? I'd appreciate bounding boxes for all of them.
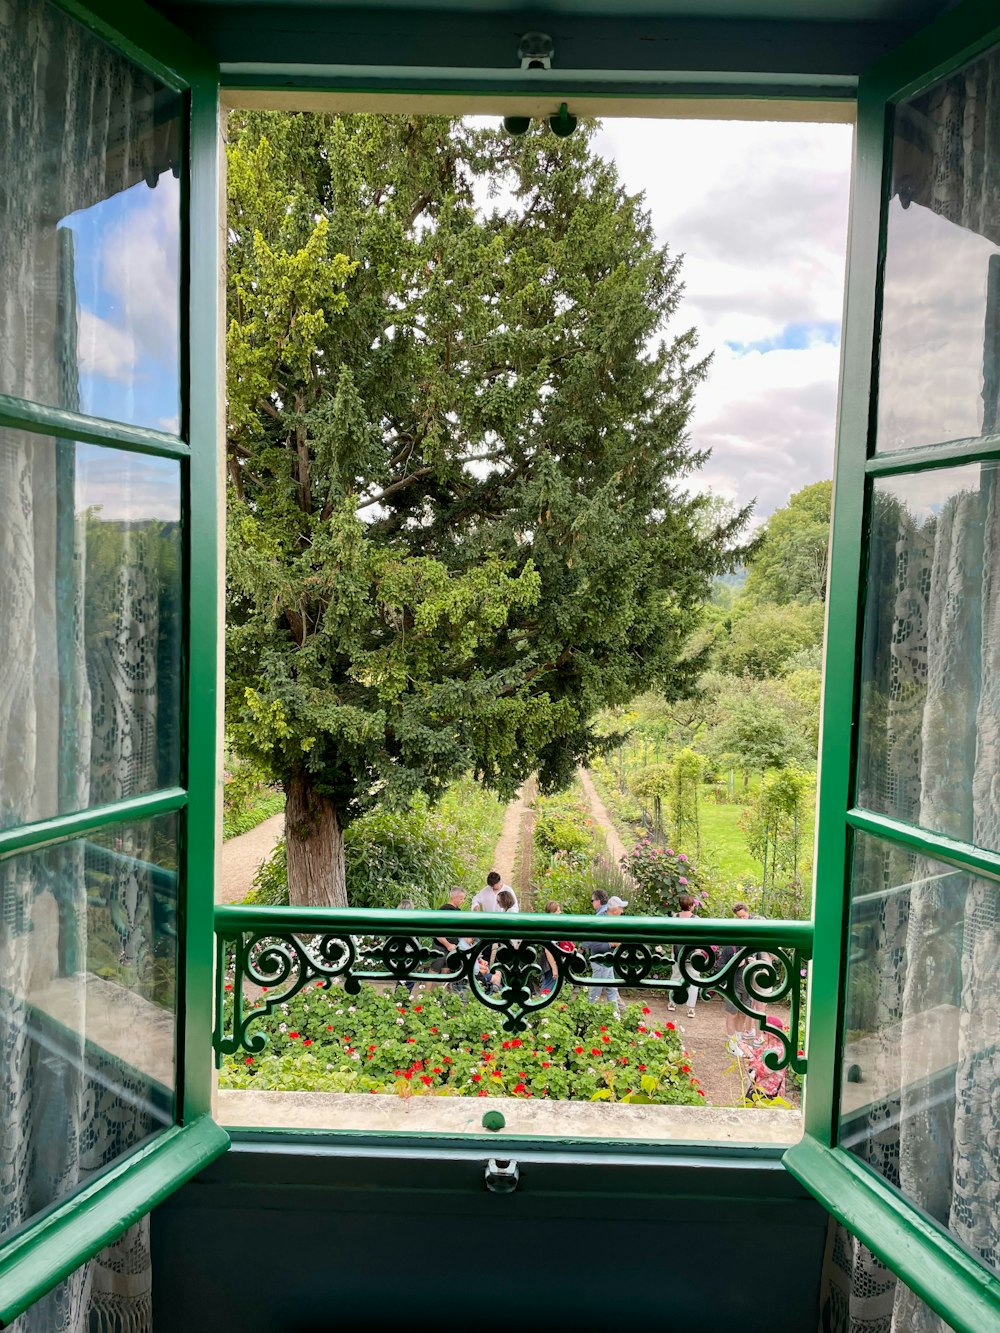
[442,1033,450,1039]
[348,1006,356,1013]
[279,1023,287,1033]
[396,1018,405,1025]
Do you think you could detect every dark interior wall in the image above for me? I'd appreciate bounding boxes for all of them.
[152,1141,827,1331]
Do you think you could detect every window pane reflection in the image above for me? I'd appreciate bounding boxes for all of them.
[840,833,999,1279]
[0,430,181,831]
[0,815,177,1243]
[876,47,1000,452]
[0,0,181,432]
[857,465,1000,849]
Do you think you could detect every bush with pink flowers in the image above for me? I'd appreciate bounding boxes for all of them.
[620,839,703,915]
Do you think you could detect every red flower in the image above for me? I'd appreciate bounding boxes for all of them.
[244,1056,253,1065]
[471,1074,483,1082]
[303,1038,313,1046]
[542,1061,551,1068]
[443,1055,453,1063]
[601,1035,610,1043]
[326,1025,333,1031]
[511,1039,523,1048]
[483,1052,493,1062]
[413,1005,422,1012]
[288,1031,299,1039]
[420,1075,433,1086]
[430,1027,438,1034]
[315,981,324,987]
[502,1041,512,1050]
[481,1034,490,1041]
[698,1089,705,1097]
[680,1064,691,1073]
[545,1045,554,1053]
[513,1083,526,1094]
[665,1022,675,1031]
[591,1047,601,1056]
[798,1050,805,1057]
[433,1067,443,1074]
[406,1037,416,1043]
[477,1090,488,1097]
[600,1026,607,1032]
[574,1046,584,1054]
[369,1044,377,1052]
[403,1070,413,1080]
[261,987,268,993]
[518,1072,527,1080]
[641,1006,651,1015]
[224,983,233,992]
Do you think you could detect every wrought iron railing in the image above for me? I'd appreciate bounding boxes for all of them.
[214,907,813,1077]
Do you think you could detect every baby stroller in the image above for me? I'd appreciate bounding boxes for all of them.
[741,1016,789,1105]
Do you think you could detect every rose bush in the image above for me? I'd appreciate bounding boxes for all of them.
[220,983,705,1105]
[620,838,703,915]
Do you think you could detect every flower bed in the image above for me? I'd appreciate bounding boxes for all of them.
[220,984,706,1105]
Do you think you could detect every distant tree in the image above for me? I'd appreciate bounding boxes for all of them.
[225,111,752,907]
[702,682,812,785]
[744,480,832,605]
[718,600,825,678]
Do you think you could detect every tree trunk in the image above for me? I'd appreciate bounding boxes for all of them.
[285,769,347,908]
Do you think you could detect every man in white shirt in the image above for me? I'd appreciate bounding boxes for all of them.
[471,870,519,912]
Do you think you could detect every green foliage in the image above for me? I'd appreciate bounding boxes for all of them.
[222,754,285,840]
[744,480,831,605]
[220,984,706,1105]
[740,768,815,917]
[718,600,825,678]
[702,677,814,778]
[242,776,505,908]
[668,747,703,855]
[620,839,701,915]
[224,110,752,902]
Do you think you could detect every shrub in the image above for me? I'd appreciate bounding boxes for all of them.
[620,839,703,915]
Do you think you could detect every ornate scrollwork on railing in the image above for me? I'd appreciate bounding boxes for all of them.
[215,922,809,1076]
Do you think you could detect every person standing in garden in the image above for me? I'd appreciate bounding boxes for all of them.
[472,870,519,913]
[668,893,699,1018]
[587,890,626,1014]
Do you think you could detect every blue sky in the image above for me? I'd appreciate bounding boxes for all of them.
[726,320,841,357]
[59,175,181,437]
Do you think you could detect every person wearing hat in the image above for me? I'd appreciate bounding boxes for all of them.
[586,890,628,1015]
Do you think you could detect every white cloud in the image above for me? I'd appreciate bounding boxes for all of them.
[76,307,138,381]
[595,117,853,520]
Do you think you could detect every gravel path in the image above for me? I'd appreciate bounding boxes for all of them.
[489,782,535,903]
[217,812,285,904]
[576,765,628,863]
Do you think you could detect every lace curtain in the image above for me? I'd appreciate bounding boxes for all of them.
[0,1,177,1328]
[823,47,1000,1332]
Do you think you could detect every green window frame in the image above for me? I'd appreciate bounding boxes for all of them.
[785,2,1000,1330]
[0,0,227,1324]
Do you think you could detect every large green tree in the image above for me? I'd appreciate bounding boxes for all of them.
[225,111,750,906]
[744,479,832,605]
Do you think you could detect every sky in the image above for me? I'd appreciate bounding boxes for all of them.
[594,117,854,526]
[61,115,854,529]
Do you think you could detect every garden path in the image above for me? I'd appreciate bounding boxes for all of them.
[218,812,285,904]
[490,780,536,904]
[576,766,628,864]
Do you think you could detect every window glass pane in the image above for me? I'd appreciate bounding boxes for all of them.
[0,430,181,832]
[856,464,1000,848]
[0,0,181,432]
[839,832,999,1278]
[0,814,177,1243]
[876,47,1000,453]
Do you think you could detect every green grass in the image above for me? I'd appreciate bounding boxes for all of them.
[697,797,763,881]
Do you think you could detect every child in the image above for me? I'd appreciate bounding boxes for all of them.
[668,893,699,1018]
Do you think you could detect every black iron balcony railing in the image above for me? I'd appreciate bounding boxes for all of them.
[213,907,812,1076]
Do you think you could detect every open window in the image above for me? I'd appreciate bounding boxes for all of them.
[0,0,226,1324]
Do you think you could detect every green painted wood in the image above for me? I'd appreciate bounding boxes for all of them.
[784,1138,1000,1333]
[0,789,188,862]
[865,432,1000,476]
[0,393,189,459]
[53,0,218,89]
[804,76,886,1148]
[847,808,1000,884]
[215,904,814,946]
[180,64,223,1126]
[0,1117,229,1330]
[851,0,1000,106]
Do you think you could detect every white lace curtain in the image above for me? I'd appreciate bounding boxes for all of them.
[823,46,1000,1332]
[0,1,177,1329]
